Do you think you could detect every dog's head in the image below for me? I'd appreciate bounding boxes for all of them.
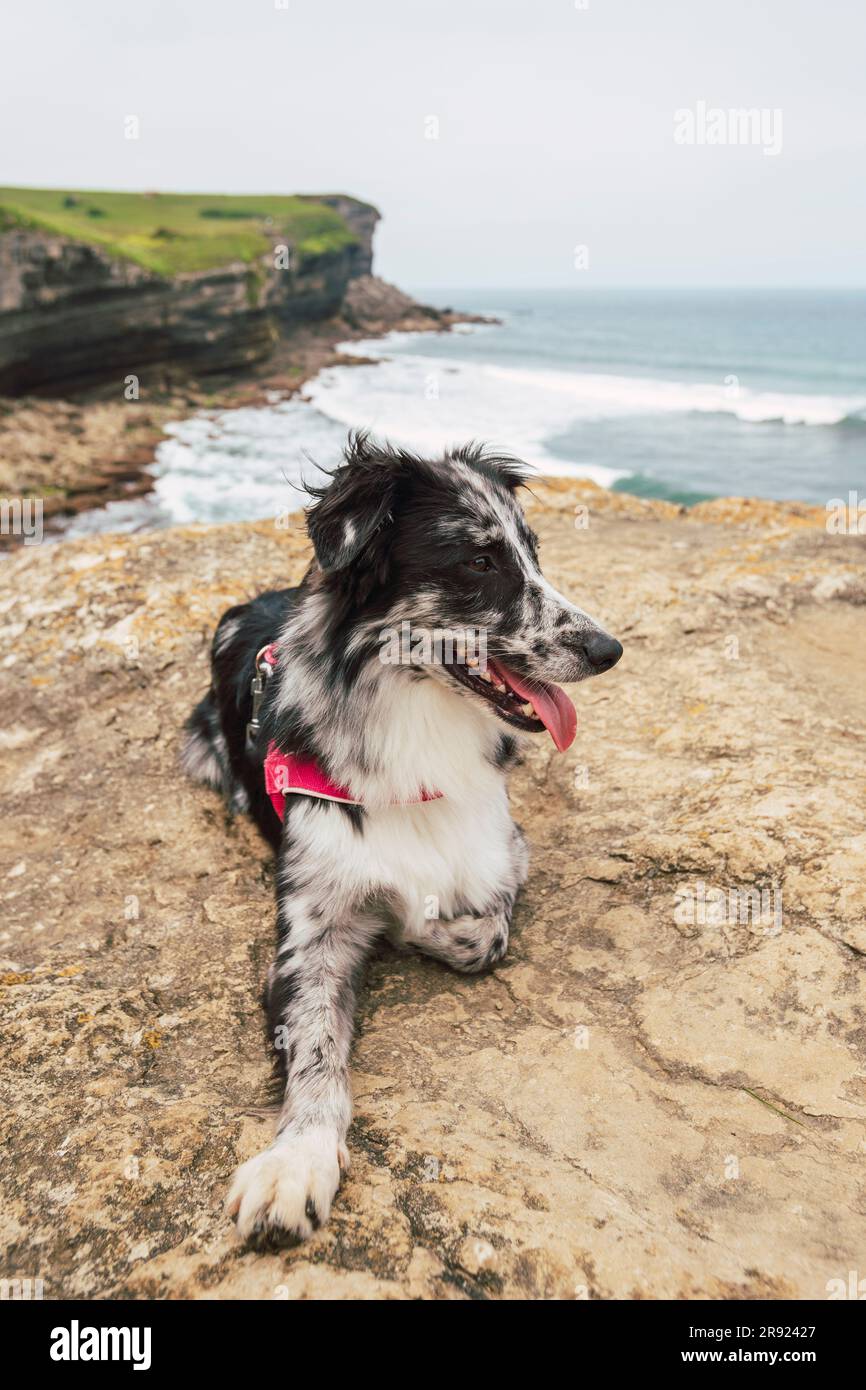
[306,433,622,751]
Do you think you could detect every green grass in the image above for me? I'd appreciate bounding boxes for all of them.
[741,1088,807,1127]
[0,187,359,277]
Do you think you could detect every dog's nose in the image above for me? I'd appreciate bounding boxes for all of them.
[582,632,623,673]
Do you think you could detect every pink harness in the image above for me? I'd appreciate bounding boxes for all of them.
[264,747,365,818]
[253,644,441,821]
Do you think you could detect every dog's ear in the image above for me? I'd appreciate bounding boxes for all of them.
[488,456,529,491]
[306,432,400,574]
[449,443,529,492]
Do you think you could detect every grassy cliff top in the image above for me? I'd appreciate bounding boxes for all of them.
[0,187,359,276]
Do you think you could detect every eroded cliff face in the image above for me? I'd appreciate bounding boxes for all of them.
[0,196,380,394]
[298,194,379,278]
[0,277,485,530]
[1,481,864,1300]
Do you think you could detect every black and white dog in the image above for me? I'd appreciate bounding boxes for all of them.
[182,434,622,1242]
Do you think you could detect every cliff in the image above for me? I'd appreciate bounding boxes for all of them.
[0,261,490,531]
[0,277,487,530]
[0,189,382,394]
[1,480,864,1299]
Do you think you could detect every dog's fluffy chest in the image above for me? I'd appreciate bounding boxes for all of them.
[360,781,518,923]
[273,647,529,924]
[289,679,522,925]
[333,666,507,804]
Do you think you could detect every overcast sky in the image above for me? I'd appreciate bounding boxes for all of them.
[2,0,863,288]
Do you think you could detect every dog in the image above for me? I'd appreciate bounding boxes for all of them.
[182,433,622,1242]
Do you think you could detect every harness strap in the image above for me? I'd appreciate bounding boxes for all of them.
[248,641,442,820]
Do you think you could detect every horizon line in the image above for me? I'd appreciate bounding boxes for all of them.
[406,283,866,293]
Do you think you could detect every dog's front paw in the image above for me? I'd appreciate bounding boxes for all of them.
[226,1126,345,1242]
[441,912,510,973]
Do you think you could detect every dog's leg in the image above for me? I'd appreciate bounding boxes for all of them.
[394,822,527,974]
[399,904,512,974]
[226,889,380,1242]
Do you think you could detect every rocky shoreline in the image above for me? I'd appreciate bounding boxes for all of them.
[0,275,489,539]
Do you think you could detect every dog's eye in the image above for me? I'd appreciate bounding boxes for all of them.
[467,555,492,573]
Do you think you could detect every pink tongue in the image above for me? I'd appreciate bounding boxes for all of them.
[491,661,578,752]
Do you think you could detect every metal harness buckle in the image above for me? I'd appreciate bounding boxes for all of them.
[245,645,276,750]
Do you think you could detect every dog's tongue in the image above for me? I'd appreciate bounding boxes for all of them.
[491,661,578,752]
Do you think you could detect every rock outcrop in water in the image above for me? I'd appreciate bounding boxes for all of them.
[0,196,380,394]
[1,480,864,1299]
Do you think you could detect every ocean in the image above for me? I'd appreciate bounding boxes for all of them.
[66,287,866,537]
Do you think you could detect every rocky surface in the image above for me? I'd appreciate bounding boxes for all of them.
[1,480,864,1300]
[0,395,177,530]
